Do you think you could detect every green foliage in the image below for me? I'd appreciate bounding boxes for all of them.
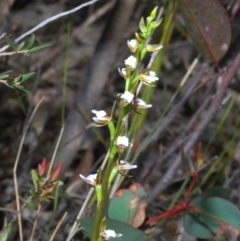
[184,187,240,239]
[107,183,147,228]
[0,224,13,241]
[81,218,155,241]
[0,34,52,94]
[4,72,35,94]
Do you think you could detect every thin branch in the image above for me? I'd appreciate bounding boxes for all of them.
[49,212,68,241]
[47,126,64,176]
[13,97,45,241]
[0,50,28,56]
[0,0,100,53]
[29,204,42,241]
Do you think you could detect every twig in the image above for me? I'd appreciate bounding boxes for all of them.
[29,204,42,241]
[13,97,45,241]
[0,50,28,56]
[0,0,100,53]
[148,49,240,203]
[49,212,68,241]
[47,126,64,176]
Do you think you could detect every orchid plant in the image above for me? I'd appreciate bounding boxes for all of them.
[78,7,162,241]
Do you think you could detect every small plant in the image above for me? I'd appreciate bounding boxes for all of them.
[0,159,63,241]
[0,34,51,93]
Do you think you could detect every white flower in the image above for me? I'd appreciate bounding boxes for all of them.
[134,98,152,108]
[127,39,138,52]
[118,68,127,78]
[118,160,137,170]
[115,136,132,149]
[139,71,159,86]
[101,229,122,240]
[92,110,110,124]
[124,55,138,69]
[120,91,134,104]
[79,173,97,186]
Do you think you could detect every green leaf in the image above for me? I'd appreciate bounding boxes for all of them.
[29,189,36,197]
[107,183,147,227]
[27,43,52,54]
[17,42,25,51]
[197,197,240,229]
[184,187,231,238]
[5,37,17,51]
[184,212,219,239]
[0,223,13,241]
[20,72,35,83]
[191,187,230,206]
[12,85,30,94]
[27,34,35,49]
[31,169,39,190]
[0,75,9,79]
[80,217,155,241]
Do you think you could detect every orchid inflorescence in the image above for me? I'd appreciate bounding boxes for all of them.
[79,7,163,241]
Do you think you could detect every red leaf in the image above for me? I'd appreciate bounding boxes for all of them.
[38,158,47,177]
[51,162,62,181]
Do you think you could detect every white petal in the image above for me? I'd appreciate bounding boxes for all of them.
[120,91,134,103]
[119,160,137,170]
[79,173,97,185]
[128,39,138,47]
[101,230,122,239]
[134,98,152,108]
[124,55,138,69]
[116,136,129,147]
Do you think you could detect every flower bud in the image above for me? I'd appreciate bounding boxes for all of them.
[127,39,138,53]
[145,44,163,52]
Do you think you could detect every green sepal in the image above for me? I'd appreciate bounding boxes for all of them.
[108,167,118,185]
[95,184,103,204]
[150,6,158,19]
[139,17,146,33]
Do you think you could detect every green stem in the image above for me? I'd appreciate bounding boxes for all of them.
[91,144,117,241]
